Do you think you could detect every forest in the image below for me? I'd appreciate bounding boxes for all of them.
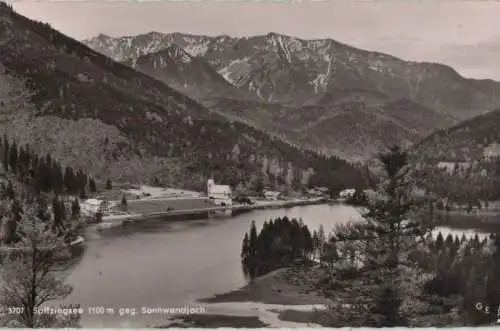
[241,146,500,326]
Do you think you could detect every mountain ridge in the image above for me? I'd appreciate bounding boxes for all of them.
[84,31,500,121]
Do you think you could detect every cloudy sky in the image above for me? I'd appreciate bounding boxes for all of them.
[10,0,500,80]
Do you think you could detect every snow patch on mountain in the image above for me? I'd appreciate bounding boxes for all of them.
[169,46,193,63]
[217,57,251,86]
[249,80,265,101]
[311,54,333,93]
[183,40,209,57]
[277,35,292,63]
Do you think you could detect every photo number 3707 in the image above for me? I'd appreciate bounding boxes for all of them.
[7,307,24,315]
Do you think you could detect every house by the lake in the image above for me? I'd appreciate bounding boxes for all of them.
[263,190,282,201]
[306,186,330,197]
[207,179,232,206]
[339,189,356,200]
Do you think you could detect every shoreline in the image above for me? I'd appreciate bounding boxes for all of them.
[435,208,500,218]
[166,266,332,328]
[96,198,329,230]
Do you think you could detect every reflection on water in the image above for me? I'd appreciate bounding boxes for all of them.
[434,212,500,234]
[62,203,500,327]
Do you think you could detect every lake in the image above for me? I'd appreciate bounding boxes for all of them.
[62,203,493,327]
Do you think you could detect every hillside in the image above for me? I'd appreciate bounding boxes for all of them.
[0,3,366,191]
[414,108,500,162]
[204,97,457,161]
[85,32,500,121]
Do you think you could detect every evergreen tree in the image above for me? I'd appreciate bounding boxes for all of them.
[59,200,66,223]
[246,221,259,276]
[75,169,86,193]
[89,178,97,193]
[254,175,264,195]
[324,145,431,327]
[483,233,500,324]
[241,232,249,260]
[52,196,64,235]
[435,232,445,251]
[120,195,127,211]
[368,286,406,326]
[3,135,9,172]
[71,199,80,219]
[249,221,258,257]
[64,167,75,193]
[106,178,112,190]
[445,233,454,249]
[317,225,326,260]
[43,154,54,192]
[4,199,21,244]
[5,180,15,200]
[53,163,64,194]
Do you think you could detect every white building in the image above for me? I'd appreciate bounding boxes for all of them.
[80,198,110,216]
[207,179,232,206]
[339,189,356,200]
[263,190,282,201]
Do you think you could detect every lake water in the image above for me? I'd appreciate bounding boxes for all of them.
[62,203,493,327]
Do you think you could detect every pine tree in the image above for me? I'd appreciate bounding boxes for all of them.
[56,163,64,194]
[324,145,431,327]
[317,225,326,261]
[63,167,75,193]
[59,200,66,223]
[3,135,9,172]
[246,221,259,276]
[43,154,54,192]
[435,232,445,251]
[241,232,250,260]
[5,180,15,200]
[76,169,86,193]
[52,196,64,235]
[445,233,454,249]
[254,175,264,195]
[71,199,80,219]
[483,233,500,324]
[89,178,97,193]
[8,140,18,174]
[4,199,21,244]
[120,195,127,211]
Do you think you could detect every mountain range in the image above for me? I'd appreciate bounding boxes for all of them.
[0,2,366,191]
[84,32,500,161]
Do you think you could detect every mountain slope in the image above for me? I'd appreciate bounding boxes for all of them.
[84,32,500,121]
[0,3,366,190]
[415,108,500,162]
[122,44,250,101]
[205,96,458,161]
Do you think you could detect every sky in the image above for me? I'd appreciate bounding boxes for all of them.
[8,0,500,80]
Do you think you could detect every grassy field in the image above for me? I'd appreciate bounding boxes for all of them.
[111,197,213,214]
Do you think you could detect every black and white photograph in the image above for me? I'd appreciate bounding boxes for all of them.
[1,0,500,328]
